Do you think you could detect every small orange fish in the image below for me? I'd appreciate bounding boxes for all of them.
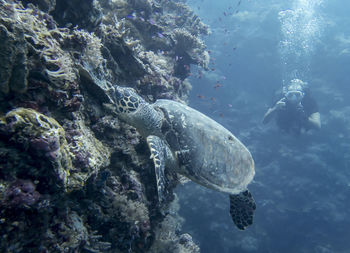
[197,95,205,99]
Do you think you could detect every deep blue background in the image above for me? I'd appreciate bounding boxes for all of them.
[175,0,350,252]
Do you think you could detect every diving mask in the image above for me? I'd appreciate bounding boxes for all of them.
[284,79,305,104]
[285,90,304,103]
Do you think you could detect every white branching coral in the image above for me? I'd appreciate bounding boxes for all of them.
[0,2,78,89]
[42,47,76,89]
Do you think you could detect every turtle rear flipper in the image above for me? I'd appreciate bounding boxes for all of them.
[229,190,256,230]
[146,135,176,205]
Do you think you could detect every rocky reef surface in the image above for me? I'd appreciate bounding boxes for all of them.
[0,0,209,252]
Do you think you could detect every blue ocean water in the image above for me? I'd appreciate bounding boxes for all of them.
[176,0,350,252]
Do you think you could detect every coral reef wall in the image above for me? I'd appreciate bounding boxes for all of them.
[0,0,209,252]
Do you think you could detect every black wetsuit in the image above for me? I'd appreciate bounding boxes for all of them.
[275,92,318,134]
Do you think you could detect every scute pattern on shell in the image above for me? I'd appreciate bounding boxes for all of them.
[153,99,255,195]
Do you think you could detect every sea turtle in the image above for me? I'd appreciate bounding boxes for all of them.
[111,86,256,230]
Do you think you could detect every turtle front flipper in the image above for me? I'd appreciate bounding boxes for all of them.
[229,190,256,230]
[146,135,176,204]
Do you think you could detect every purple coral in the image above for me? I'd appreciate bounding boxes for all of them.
[29,136,60,161]
[29,137,51,152]
[121,173,144,201]
[3,179,41,208]
[72,151,90,168]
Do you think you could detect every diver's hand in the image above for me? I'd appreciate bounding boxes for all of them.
[263,98,286,124]
[274,98,286,110]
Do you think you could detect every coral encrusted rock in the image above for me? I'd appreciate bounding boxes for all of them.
[0,0,210,251]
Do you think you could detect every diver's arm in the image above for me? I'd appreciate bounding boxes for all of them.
[307,112,321,129]
[262,107,276,124]
[263,98,286,124]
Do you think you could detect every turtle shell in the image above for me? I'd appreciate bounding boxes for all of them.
[153,99,255,195]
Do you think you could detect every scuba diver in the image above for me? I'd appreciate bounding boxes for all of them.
[263,79,321,134]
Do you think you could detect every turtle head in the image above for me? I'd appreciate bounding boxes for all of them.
[112,86,163,137]
[113,86,145,114]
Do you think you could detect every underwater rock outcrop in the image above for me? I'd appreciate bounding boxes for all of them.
[0,0,209,252]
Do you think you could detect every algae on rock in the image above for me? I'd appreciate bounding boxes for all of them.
[0,23,28,96]
[1,108,72,187]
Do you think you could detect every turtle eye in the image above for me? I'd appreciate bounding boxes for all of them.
[124,89,130,97]
[114,87,124,100]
